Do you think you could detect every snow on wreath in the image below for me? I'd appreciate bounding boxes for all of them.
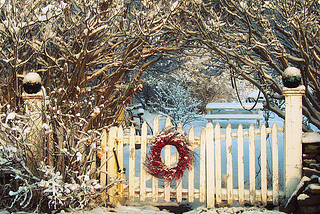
[144,128,194,181]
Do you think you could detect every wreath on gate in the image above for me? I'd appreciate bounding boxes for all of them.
[145,128,194,181]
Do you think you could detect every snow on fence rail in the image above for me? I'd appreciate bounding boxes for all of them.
[100,116,285,207]
[204,102,264,125]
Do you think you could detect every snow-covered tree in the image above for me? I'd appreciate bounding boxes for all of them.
[175,0,320,131]
[0,0,185,211]
[0,0,184,129]
[139,71,202,127]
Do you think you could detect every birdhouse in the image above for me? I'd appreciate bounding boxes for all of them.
[282,67,301,88]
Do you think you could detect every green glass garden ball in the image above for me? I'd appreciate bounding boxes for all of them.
[282,67,301,88]
[22,72,42,94]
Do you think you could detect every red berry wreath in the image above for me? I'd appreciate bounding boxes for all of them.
[145,130,194,181]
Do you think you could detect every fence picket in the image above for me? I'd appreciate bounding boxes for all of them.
[164,117,172,202]
[237,124,245,205]
[107,127,118,205]
[100,129,107,201]
[188,126,195,202]
[140,122,148,201]
[90,140,96,178]
[272,123,279,205]
[117,126,124,204]
[152,116,159,202]
[261,124,267,206]
[129,126,136,201]
[206,123,215,208]
[199,128,206,203]
[226,124,233,205]
[176,122,183,202]
[249,124,256,205]
[215,123,222,205]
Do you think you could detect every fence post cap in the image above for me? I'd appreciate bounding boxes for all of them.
[283,85,305,96]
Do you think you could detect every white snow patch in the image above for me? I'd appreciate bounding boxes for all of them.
[91,107,100,118]
[285,176,310,207]
[305,183,320,192]
[23,73,41,84]
[302,132,320,143]
[42,123,50,130]
[54,204,286,214]
[76,152,82,161]
[23,127,31,134]
[6,112,16,121]
[297,193,309,201]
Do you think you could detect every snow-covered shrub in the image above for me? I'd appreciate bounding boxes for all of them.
[38,165,103,210]
[146,79,201,127]
[0,144,40,211]
[0,102,125,212]
[138,72,202,127]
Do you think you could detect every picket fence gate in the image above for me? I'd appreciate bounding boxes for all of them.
[100,116,285,208]
[22,79,304,208]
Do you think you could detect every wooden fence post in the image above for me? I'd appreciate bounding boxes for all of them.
[100,129,107,201]
[283,85,305,199]
[176,122,183,202]
[117,126,125,205]
[107,126,118,205]
[249,124,256,205]
[206,122,215,208]
[164,117,172,202]
[22,86,47,164]
[128,126,136,201]
[215,123,222,205]
[188,126,195,203]
[199,128,206,203]
[152,116,159,202]
[140,122,148,202]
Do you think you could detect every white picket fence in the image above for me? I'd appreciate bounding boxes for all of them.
[100,116,285,207]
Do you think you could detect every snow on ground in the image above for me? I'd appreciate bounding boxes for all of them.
[0,205,286,214]
[65,204,286,214]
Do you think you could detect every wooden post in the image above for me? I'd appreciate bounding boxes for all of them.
[237,124,245,205]
[100,129,107,201]
[164,117,172,202]
[283,85,305,199]
[199,128,206,203]
[272,123,279,205]
[129,126,136,201]
[22,88,46,164]
[152,116,159,202]
[176,122,183,203]
[107,127,118,205]
[117,126,125,205]
[249,124,256,205]
[140,122,147,202]
[188,126,195,203]
[260,124,267,206]
[206,123,215,208]
[226,124,233,205]
[215,123,222,205]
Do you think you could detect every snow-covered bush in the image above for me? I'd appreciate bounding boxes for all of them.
[38,165,103,210]
[0,101,125,212]
[0,144,40,211]
[138,73,202,127]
